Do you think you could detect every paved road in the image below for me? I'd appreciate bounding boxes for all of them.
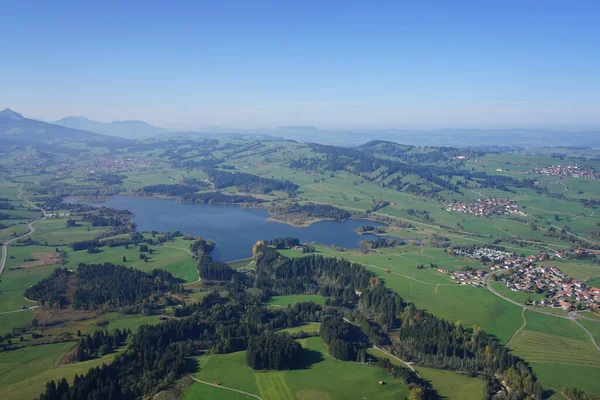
[1,187,48,271]
[190,376,263,400]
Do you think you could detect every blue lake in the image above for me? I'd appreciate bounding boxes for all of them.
[77,196,385,261]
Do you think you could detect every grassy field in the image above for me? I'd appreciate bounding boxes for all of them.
[62,242,198,283]
[416,367,485,400]
[277,323,321,335]
[510,328,600,394]
[0,341,118,400]
[366,348,485,400]
[266,295,327,307]
[186,336,410,400]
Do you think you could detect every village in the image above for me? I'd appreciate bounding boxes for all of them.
[528,164,600,179]
[499,264,600,311]
[450,246,515,262]
[446,198,526,217]
[59,156,154,173]
[436,267,488,287]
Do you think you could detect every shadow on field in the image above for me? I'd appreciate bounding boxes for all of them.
[298,348,324,369]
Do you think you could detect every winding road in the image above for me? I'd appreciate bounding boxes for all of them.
[0,187,47,277]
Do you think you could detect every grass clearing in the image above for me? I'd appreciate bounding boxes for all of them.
[267,295,327,307]
[416,366,485,400]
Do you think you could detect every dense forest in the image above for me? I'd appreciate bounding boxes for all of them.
[25,263,183,310]
[268,202,351,222]
[179,191,264,204]
[205,168,298,194]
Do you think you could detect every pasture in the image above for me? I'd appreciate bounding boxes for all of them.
[186,336,410,400]
[0,341,118,400]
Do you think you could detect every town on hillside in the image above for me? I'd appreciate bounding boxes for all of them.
[528,164,600,179]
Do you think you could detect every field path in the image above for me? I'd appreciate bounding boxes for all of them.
[0,305,38,315]
[0,187,47,277]
[190,376,263,400]
[371,345,417,373]
[506,308,527,347]
[362,262,456,287]
[570,313,600,352]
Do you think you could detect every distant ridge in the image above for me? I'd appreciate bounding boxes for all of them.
[0,108,130,148]
[55,116,169,139]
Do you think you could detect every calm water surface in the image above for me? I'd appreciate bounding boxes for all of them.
[78,196,385,261]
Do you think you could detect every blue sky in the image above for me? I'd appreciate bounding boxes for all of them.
[1,1,599,130]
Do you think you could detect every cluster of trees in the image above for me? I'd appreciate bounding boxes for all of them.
[563,388,600,400]
[179,191,264,204]
[189,238,215,255]
[361,238,403,250]
[89,172,125,185]
[76,329,131,361]
[25,263,182,310]
[320,315,369,362]
[81,207,133,227]
[269,202,351,221]
[205,168,298,194]
[0,198,15,210]
[140,184,200,196]
[246,332,303,370]
[198,255,236,281]
[263,237,300,249]
[357,224,387,234]
[71,239,101,251]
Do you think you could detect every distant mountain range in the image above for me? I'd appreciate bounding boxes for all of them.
[3,108,600,149]
[0,108,129,148]
[54,116,169,140]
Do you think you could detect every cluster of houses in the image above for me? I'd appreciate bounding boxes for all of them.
[528,164,600,179]
[500,264,600,311]
[446,198,526,217]
[60,156,153,173]
[437,267,487,287]
[450,246,515,262]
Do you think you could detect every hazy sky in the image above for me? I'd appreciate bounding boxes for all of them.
[1,1,599,130]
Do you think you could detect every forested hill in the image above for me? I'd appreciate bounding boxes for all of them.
[38,241,544,400]
[25,263,183,310]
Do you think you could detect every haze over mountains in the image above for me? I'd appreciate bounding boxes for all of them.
[2,108,600,149]
[0,108,124,147]
[54,116,169,140]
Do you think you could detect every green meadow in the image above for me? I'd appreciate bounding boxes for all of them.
[266,295,327,307]
[0,342,118,400]
[185,336,410,400]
